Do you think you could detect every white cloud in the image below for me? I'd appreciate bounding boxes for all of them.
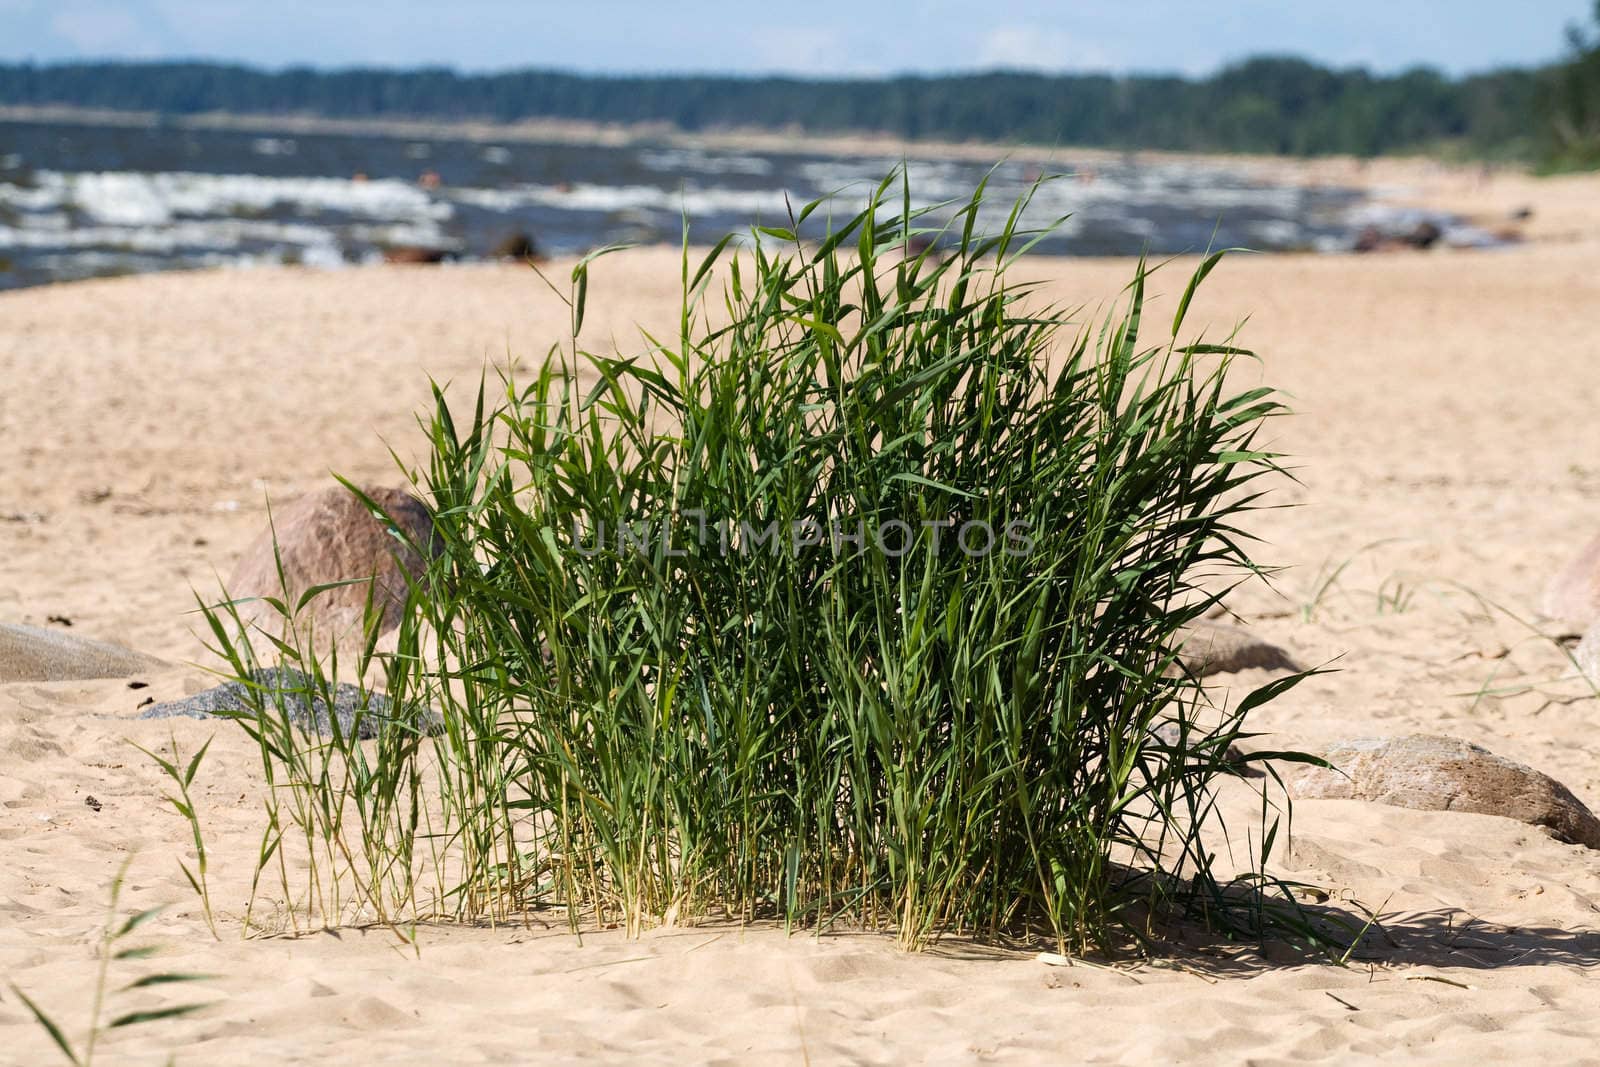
[50,2,170,57]
[742,26,868,76]
[975,25,1117,73]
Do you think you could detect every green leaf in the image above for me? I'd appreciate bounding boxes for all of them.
[121,973,216,991]
[789,316,843,346]
[114,945,161,961]
[885,471,977,498]
[573,263,588,336]
[115,906,165,939]
[294,577,371,613]
[688,234,735,298]
[184,736,213,788]
[1235,667,1330,717]
[179,862,204,898]
[8,984,81,1066]
[108,1003,209,1029]
[1172,250,1228,336]
[1238,749,1334,769]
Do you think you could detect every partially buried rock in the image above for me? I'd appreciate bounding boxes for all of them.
[1573,622,1600,685]
[138,666,440,739]
[1541,532,1600,632]
[1150,721,1262,777]
[1290,734,1600,849]
[382,246,451,264]
[1171,620,1300,677]
[1405,221,1443,250]
[0,622,168,683]
[226,484,439,647]
[490,231,542,261]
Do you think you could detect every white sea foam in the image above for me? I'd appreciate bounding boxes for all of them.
[13,210,70,232]
[0,217,344,253]
[639,148,775,177]
[448,182,793,217]
[0,181,61,211]
[782,157,1320,240]
[251,137,297,157]
[345,222,461,249]
[16,171,451,227]
[1246,219,1303,246]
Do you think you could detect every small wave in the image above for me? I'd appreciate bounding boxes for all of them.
[0,181,60,211]
[1246,219,1304,246]
[16,170,451,227]
[33,246,348,278]
[638,148,775,177]
[0,217,344,253]
[448,181,794,217]
[251,137,297,157]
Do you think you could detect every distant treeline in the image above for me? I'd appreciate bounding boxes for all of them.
[0,43,1596,162]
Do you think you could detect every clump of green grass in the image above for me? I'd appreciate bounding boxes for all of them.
[203,169,1321,955]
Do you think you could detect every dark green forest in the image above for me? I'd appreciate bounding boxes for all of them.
[3,6,1599,164]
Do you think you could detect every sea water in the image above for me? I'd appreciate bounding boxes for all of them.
[0,116,1468,290]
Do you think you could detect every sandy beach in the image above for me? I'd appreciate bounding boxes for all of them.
[3,159,1600,1063]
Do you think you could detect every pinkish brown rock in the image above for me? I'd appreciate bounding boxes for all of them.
[1290,734,1600,849]
[226,484,438,646]
[1541,532,1600,630]
[1572,622,1600,685]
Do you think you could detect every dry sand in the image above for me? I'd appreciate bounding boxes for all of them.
[3,160,1600,1063]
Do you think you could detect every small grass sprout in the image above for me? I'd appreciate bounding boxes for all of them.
[8,859,214,1066]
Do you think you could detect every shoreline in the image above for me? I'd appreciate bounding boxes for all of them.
[1,103,1596,293]
[0,101,1529,183]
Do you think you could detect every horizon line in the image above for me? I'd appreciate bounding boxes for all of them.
[0,51,1557,85]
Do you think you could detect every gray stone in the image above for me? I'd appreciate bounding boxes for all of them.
[1172,620,1300,677]
[0,622,168,683]
[1291,734,1600,849]
[138,666,440,739]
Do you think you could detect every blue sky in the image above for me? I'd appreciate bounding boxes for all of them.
[0,0,1592,76]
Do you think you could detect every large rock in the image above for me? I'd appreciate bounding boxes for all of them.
[1574,623,1600,684]
[1541,532,1600,630]
[1172,620,1300,677]
[225,485,438,646]
[1290,734,1600,849]
[0,622,168,683]
[138,666,440,739]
